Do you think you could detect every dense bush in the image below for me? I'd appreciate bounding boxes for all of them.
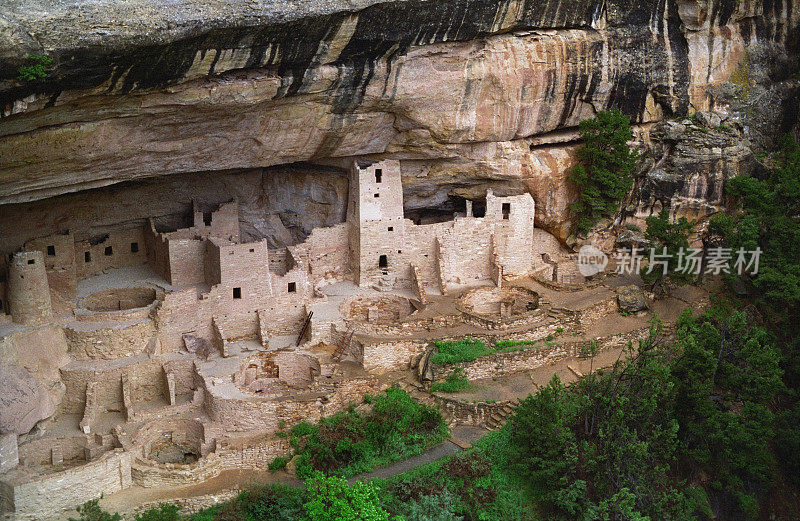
[710,134,800,490]
[494,339,538,352]
[569,109,639,235]
[303,472,393,521]
[291,388,448,478]
[640,207,695,289]
[268,455,289,471]
[69,499,122,521]
[381,430,536,521]
[135,504,181,521]
[431,338,491,364]
[430,368,470,393]
[507,308,782,520]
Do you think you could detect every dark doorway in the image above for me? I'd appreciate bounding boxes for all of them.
[378,255,388,268]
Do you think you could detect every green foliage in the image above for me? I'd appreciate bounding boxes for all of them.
[506,309,782,521]
[381,430,536,521]
[494,339,538,352]
[268,455,289,471]
[135,504,181,521]
[569,109,640,235]
[671,306,782,518]
[303,472,392,521]
[713,135,800,484]
[579,339,598,358]
[199,484,303,521]
[640,208,695,288]
[18,54,53,81]
[431,338,491,364]
[291,388,448,478]
[69,499,122,521]
[430,369,470,393]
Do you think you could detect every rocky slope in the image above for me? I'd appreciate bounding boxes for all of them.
[0,0,798,239]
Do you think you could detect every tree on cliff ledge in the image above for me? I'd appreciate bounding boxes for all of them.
[569,109,639,235]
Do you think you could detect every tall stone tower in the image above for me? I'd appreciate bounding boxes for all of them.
[347,160,408,287]
[7,251,53,325]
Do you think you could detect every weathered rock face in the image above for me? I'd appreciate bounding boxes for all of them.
[0,0,798,238]
[633,113,759,223]
[0,363,56,435]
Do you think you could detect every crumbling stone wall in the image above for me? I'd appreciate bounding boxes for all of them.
[65,320,156,360]
[0,450,132,519]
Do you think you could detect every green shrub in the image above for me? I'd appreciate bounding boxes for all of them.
[268,455,289,471]
[69,499,122,521]
[430,369,470,393]
[291,388,448,478]
[18,54,53,82]
[431,338,490,364]
[303,472,391,521]
[494,339,538,353]
[568,109,639,235]
[236,484,304,521]
[134,504,181,521]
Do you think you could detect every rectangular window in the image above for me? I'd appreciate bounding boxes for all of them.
[388,226,393,231]
[233,287,242,299]
[130,242,139,253]
[375,168,382,183]
[378,255,388,268]
[27,259,35,265]
[104,246,113,256]
[46,245,55,256]
[287,282,296,293]
[374,193,380,198]
[249,248,255,253]
[85,251,91,263]
[502,203,511,220]
[203,212,212,226]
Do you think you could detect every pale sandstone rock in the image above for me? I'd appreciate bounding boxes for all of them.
[0,363,55,435]
[0,433,19,473]
[0,0,795,208]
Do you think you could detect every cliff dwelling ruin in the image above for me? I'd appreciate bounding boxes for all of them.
[0,159,596,518]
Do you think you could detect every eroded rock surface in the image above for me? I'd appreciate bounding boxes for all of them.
[0,363,55,435]
[0,0,796,240]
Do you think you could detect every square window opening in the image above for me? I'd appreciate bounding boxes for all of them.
[46,245,55,256]
[104,246,113,256]
[202,212,212,226]
[378,255,388,268]
[130,242,139,253]
[288,282,297,293]
[374,193,380,198]
[249,248,255,253]
[388,226,393,231]
[233,287,242,299]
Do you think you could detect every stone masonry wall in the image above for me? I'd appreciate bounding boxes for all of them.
[1,450,132,520]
